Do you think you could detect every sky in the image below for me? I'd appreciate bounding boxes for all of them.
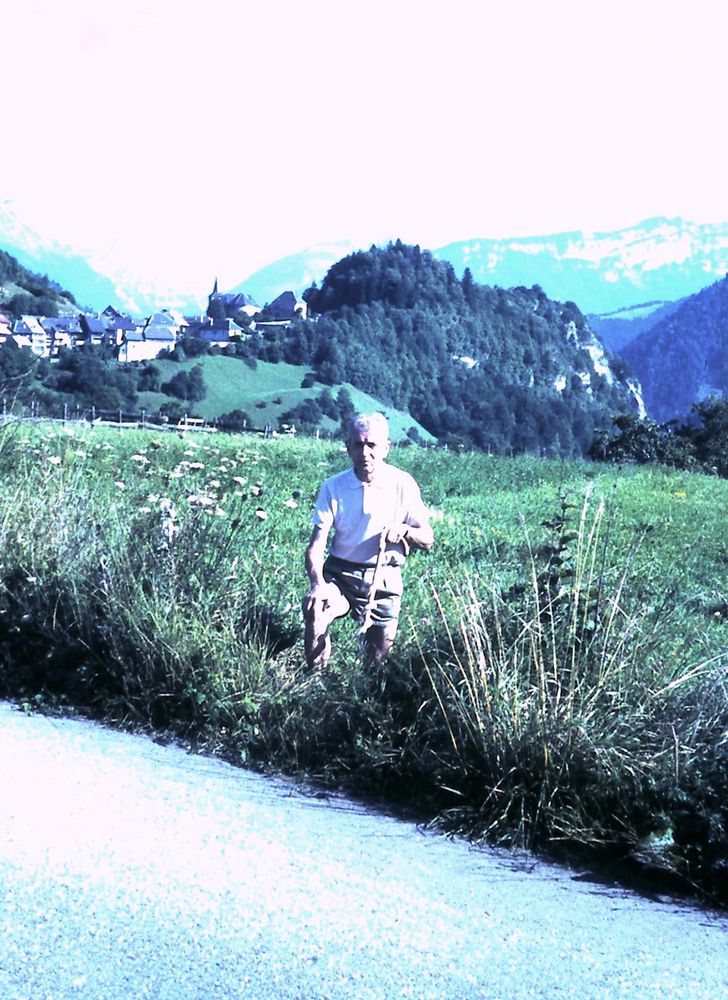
[3,0,727,299]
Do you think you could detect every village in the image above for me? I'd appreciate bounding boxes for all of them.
[0,283,307,364]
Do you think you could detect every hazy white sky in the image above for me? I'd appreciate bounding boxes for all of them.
[4,0,727,295]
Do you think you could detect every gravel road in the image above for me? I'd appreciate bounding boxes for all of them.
[0,701,726,1000]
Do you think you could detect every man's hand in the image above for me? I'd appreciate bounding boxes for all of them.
[302,580,342,616]
[385,523,410,546]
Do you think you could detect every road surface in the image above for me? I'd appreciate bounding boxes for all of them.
[0,701,726,999]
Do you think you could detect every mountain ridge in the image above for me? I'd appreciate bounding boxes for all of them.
[236,217,727,316]
[2,206,725,319]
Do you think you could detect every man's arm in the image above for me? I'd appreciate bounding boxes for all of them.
[386,516,434,552]
[304,524,329,585]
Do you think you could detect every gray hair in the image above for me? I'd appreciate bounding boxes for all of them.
[347,412,390,440]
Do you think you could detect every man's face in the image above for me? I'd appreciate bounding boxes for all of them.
[346,427,391,483]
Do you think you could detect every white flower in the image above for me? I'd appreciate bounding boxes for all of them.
[47,455,61,465]
[131,454,150,464]
[114,481,125,490]
[283,499,298,509]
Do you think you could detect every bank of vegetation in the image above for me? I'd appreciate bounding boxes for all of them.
[0,420,726,907]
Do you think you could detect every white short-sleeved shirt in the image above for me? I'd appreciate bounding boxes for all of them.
[313,464,429,565]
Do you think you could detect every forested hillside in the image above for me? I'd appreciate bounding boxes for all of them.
[258,242,638,455]
[0,250,79,318]
[621,275,728,422]
[588,299,685,353]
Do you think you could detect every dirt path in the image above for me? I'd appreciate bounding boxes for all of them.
[0,702,725,999]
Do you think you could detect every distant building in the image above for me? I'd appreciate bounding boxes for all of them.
[118,312,179,362]
[207,279,261,319]
[252,290,307,333]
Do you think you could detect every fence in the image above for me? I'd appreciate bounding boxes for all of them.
[0,399,344,442]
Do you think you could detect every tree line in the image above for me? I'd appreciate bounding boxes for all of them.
[250,241,637,456]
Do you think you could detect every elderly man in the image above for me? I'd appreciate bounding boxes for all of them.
[303,412,434,670]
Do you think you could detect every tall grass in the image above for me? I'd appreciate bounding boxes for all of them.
[419,487,725,855]
[0,420,726,904]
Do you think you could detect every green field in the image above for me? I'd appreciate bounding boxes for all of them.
[137,354,435,442]
[0,420,726,904]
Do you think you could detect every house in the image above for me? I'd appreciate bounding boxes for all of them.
[118,319,177,363]
[208,279,261,319]
[39,316,79,354]
[144,311,181,340]
[101,305,125,323]
[0,313,14,341]
[79,314,109,348]
[102,312,140,347]
[253,290,306,333]
[13,316,50,356]
[186,316,245,347]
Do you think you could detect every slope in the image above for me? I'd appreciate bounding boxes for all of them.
[621,275,728,422]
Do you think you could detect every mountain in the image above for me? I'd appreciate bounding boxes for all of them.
[265,242,641,456]
[0,203,126,313]
[588,299,686,353]
[433,218,728,315]
[0,248,80,317]
[0,203,203,316]
[230,240,361,307]
[231,218,727,319]
[620,275,728,422]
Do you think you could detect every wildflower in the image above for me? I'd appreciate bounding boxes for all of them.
[283,499,298,509]
[232,476,246,486]
[215,507,225,517]
[139,506,152,513]
[159,498,177,550]
[131,454,150,465]
[674,491,687,498]
[208,479,221,489]
[47,455,61,465]
[114,481,126,490]
[189,462,205,470]
[255,508,268,520]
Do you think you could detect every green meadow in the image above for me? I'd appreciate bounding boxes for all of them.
[0,419,726,905]
[135,355,436,442]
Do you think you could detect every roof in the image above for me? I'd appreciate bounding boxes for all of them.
[146,312,176,327]
[104,315,137,332]
[199,330,231,342]
[80,315,107,335]
[144,328,176,341]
